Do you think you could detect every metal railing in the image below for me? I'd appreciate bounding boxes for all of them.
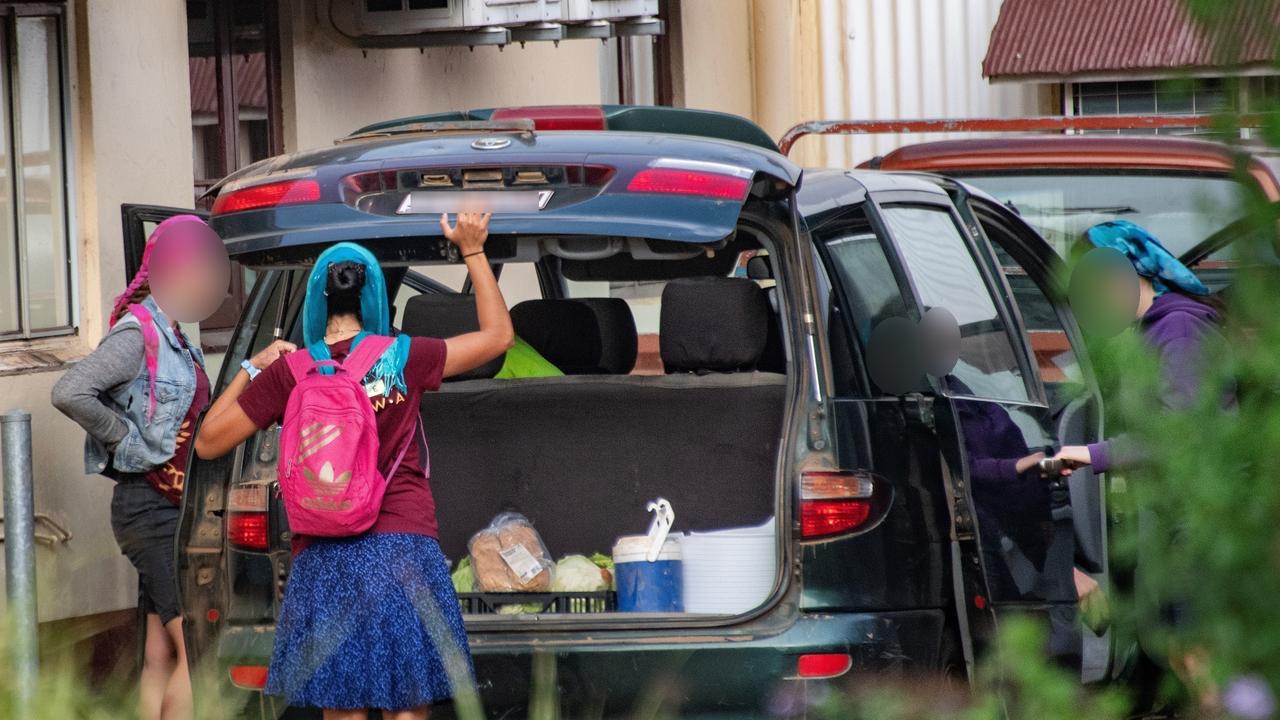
[2,409,38,708]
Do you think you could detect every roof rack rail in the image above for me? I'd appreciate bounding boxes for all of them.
[778,113,1269,155]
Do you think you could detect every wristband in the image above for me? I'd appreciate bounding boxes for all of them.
[241,359,262,380]
[463,250,486,259]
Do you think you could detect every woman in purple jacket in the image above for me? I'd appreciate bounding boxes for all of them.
[1053,220,1227,472]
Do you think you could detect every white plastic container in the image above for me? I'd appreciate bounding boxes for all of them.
[677,517,777,614]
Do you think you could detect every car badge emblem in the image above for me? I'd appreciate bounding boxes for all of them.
[538,190,554,210]
[472,137,511,151]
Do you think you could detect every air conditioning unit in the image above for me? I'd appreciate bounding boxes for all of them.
[336,0,660,47]
[353,0,561,35]
[562,0,657,22]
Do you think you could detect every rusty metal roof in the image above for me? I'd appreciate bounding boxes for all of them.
[983,0,1280,79]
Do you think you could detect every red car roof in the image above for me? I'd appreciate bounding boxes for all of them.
[870,135,1280,200]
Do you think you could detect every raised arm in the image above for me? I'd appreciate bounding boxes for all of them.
[440,212,516,378]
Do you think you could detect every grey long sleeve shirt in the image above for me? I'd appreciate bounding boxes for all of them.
[50,327,144,447]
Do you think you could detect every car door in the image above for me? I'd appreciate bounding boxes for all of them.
[863,189,1089,670]
[946,184,1114,680]
[804,178,994,682]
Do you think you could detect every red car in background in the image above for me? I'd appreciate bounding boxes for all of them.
[782,117,1280,380]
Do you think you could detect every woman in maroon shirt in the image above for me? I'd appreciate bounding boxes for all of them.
[196,213,513,720]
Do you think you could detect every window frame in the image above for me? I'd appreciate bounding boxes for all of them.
[0,3,75,341]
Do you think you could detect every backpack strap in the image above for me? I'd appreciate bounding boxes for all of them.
[341,335,396,380]
[283,349,335,384]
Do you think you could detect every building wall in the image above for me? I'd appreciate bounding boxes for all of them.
[281,1,610,152]
[808,0,1053,167]
[0,0,196,623]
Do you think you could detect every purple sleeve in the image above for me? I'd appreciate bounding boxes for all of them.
[1087,441,1112,475]
[968,457,1022,485]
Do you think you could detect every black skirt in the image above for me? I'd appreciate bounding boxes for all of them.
[109,474,180,625]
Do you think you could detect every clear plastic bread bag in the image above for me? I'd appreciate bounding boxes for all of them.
[467,512,555,592]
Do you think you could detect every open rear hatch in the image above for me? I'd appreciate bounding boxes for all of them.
[202,132,811,633]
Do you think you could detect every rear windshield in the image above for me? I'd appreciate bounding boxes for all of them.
[958,172,1248,258]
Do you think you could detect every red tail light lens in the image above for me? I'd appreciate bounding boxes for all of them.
[491,105,606,131]
[229,665,269,689]
[211,179,321,215]
[796,653,853,679]
[626,168,751,200]
[801,500,871,539]
[227,513,269,552]
[799,470,882,541]
[227,484,270,551]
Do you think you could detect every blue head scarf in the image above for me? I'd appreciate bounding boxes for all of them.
[302,242,410,396]
[1084,220,1209,296]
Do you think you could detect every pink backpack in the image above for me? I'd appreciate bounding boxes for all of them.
[279,336,410,537]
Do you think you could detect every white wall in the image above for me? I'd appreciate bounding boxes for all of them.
[807,0,1049,167]
[281,1,610,151]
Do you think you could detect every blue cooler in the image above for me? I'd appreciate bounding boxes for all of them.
[612,535,683,612]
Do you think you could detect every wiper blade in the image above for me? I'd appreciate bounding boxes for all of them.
[337,119,535,145]
[1016,204,1139,216]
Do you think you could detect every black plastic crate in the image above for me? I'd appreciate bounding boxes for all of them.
[457,591,616,615]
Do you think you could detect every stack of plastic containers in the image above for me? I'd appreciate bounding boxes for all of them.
[678,517,777,614]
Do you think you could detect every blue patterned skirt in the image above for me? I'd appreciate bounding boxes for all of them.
[265,533,474,710]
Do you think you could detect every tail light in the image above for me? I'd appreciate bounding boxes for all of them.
[229,665,269,690]
[227,483,270,552]
[626,167,751,200]
[795,653,853,679]
[799,469,889,541]
[490,105,606,131]
[211,178,321,215]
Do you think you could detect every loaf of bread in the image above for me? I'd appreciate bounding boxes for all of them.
[468,513,553,592]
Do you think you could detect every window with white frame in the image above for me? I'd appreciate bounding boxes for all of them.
[1070,78,1230,135]
[0,6,71,339]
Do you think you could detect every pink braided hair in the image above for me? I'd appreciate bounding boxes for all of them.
[109,215,209,422]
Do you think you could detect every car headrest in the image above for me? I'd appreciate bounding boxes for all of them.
[401,293,505,380]
[660,277,769,373]
[575,298,638,375]
[511,300,603,375]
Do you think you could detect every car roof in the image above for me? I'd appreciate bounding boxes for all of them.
[871,135,1280,200]
[872,134,1251,171]
[795,169,953,218]
[349,105,782,152]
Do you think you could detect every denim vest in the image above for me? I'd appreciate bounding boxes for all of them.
[84,296,206,475]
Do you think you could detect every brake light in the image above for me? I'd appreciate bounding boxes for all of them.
[795,653,852,679]
[626,168,751,200]
[227,484,270,552]
[229,665,269,690]
[799,470,879,540]
[211,179,321,215]
[491,105,606,131]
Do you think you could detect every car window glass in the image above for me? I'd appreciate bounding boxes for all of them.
[815,209,909,396]
[990,244,1083,393]
[883,205,1031,402]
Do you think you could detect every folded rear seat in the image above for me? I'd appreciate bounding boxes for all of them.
[415,279,786,562]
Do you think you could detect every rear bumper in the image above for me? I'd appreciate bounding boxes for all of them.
[216,608,947,718]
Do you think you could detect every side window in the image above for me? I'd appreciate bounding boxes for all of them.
[815,208,909,396]
[991,244,1081,391]
[882,205,1031,403]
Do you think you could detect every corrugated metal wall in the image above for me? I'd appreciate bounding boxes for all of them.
[810,0,1051,167]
